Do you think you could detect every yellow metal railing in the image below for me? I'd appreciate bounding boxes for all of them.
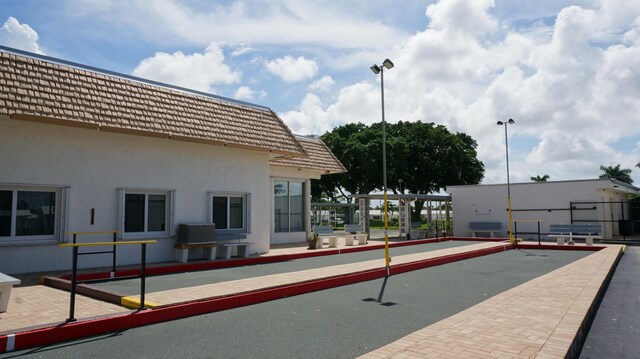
[59,231,156,322]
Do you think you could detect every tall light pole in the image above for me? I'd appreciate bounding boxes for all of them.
[497,118,515,244]
[371,58,394,272]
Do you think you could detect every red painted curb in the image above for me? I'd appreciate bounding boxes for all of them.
[2,240,514,353]
[61,237,451,282]
[516,243,604,251]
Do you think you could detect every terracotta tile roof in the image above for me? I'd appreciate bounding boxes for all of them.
[0,48,306,157]
[270,136,346,174]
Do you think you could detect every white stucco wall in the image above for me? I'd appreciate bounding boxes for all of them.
[447,179,637,239]
[0,116,273,274]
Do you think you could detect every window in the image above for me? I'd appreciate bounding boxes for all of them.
[209,193,251,236]
[118,189,174,237]
[0,185,67,243]
[274,180,305,232]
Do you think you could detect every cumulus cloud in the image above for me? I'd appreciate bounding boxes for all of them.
[59,0,408,69]
[231,46,254,56]
[0,17,44,54]
[265,56,318,83]
[279,0,640,184]
[132,43,240,93]
[309,76,335,91]
[234,86,266,101]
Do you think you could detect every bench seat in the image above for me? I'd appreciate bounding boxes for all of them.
[0,272,21,313]
[469,221,502,238]
[216,241,252,259]
[313,225,334,249]
[410,222,427,240]
[174,242,217,263]
[549,224,602,246]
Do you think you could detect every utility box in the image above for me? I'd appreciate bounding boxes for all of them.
[178,223,216,243]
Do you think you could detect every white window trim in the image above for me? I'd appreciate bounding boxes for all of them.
[273,179,307,233]
[207,192,251,234]
[0,183,69,246]
[117,188,175,239]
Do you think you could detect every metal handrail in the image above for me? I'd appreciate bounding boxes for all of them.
[59,233,156,322]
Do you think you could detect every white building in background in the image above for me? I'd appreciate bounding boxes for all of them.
[447,179,639,239]
[0,47,345,274]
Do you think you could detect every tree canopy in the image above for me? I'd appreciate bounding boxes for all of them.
[530,174,550,182]
[314,121,485,219]
[599,164,633,184]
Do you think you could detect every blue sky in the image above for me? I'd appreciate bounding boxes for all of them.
[1,0,640,185]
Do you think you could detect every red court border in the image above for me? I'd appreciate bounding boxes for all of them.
[1,240,605,353]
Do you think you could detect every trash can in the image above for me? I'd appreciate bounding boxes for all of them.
[618,220,634,236]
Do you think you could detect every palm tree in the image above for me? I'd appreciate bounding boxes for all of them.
[599,164,633,184]
[530,175,550,182]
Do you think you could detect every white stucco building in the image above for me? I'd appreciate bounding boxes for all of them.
[0,47,345,274]
[447,179,639,240]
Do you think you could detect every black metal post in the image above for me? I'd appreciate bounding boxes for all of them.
[618,202,633,241]
[72,233,77,244]
[537,221,541,245]
[139,243,147,310]
[67,246,79,323]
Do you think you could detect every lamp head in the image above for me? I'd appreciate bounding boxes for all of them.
[508,118,515,124]
[370,64,381,74]
[496,121,504,125]
[382,58,394,69]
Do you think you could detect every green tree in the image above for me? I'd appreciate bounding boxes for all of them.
[317,121,485,220]
[599,164,633,184]
[530,174,550,182]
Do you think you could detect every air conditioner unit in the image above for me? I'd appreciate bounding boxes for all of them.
[178,223,216,244]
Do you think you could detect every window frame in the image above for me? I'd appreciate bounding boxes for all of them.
[208,192,251,238]
[273,179,306,233]
[0,183,68,246]
[118,188,175,239]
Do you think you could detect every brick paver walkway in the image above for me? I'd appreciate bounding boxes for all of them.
[138,241,509,305]
[0,285,128,334]
[0,241,622,359]
[358,245,622,359]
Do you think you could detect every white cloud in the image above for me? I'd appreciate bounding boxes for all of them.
[234,86,266,101]
[231,46,255,57]
[265,56,318,83]
[132,43,240,93]
[60,0,408,67]
[309,76,335,91]
[0,17,44,54]
[280,0,640,184]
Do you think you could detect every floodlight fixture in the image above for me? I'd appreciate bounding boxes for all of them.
[370,64,381,74]
[382,58,394,69]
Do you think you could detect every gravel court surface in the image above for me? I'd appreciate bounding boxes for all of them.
[8,249,591,359]
[92,240,483,295]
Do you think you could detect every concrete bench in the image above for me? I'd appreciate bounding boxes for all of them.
[344,224,367,246]
[213,234,252,259]
[469,221,502,238]
[0,272,21,313]
[313,225,336,248]
[409,221,427,240]
[548,224,602,245]
[174,242,217,263]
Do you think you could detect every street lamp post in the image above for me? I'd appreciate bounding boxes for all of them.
[371,58,394,273]
[497,118,515,244]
